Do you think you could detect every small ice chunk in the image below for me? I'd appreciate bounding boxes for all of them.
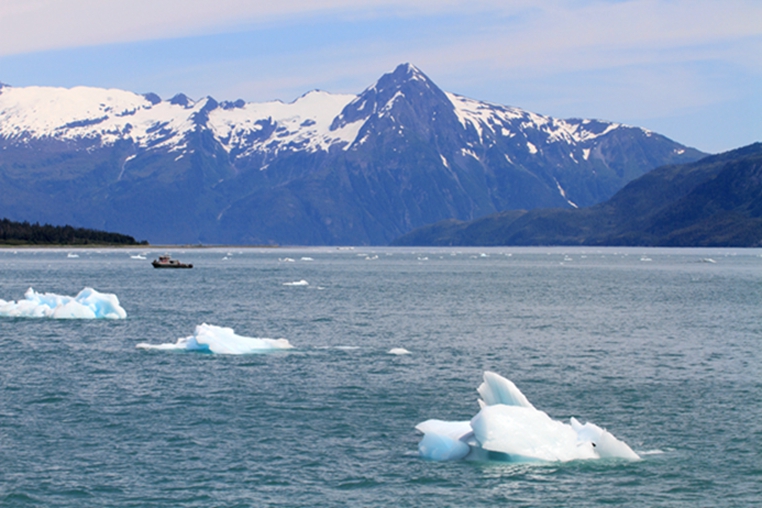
[0,287,127,319]
[283,280,309,286]
[137,323,293,355]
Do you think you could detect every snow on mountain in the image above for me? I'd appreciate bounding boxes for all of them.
[446,91,630,148]
[0,84,361,155]
[208,90,359,157]
[0,63,706,245]
[0,85,201,151]
[0,66,649,162]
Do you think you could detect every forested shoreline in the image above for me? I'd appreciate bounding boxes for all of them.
[0,219,147,246]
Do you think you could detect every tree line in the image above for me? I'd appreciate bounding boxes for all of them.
[0,218,147,246]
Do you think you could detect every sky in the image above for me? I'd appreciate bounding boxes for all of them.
[0,0,760,153]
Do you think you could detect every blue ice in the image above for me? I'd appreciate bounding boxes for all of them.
[136,323,294,354]
[0,287,127,319]
[416,371,640,463]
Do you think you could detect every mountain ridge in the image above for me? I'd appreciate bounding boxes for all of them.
[391,143,762,247]
[0,63,706,245]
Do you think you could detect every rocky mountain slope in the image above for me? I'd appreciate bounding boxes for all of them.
[392,143,762,247]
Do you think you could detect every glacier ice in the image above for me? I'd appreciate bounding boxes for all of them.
[136,323,293,355]
[416,371,639,463]
[0,287,127,319]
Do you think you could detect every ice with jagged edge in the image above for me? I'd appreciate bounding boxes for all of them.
[0,287,127,319]
[416,371,640,463]
[136,323,293,354]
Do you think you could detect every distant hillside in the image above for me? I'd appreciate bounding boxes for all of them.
[392,143,762,247]
[0,219,147,246]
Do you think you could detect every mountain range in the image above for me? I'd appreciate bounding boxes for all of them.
[0,64,706,245]
[392,143,762,247]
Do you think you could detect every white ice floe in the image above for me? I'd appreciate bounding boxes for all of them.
[416,371,639,463]
[0,287,127,319]
[388,347,411,355]
[283,280,309,286]
[136,323,293,354]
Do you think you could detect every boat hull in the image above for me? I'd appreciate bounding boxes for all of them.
[152,261,193,269]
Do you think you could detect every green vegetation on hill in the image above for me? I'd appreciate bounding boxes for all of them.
[0,219,147,246]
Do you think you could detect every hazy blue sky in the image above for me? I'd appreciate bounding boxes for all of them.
[1,0,759,153]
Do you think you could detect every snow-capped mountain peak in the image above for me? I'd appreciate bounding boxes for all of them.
[0,64,704,246]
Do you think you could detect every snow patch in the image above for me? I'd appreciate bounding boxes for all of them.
[461,148,479,160]
[554,178,579,208]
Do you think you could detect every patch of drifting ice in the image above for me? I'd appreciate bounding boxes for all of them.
[416,371,639,463]
[136,323,293,354]
[0,287,127,319]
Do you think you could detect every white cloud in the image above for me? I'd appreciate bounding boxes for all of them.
[0,0,504,56]
[3,0,760,59]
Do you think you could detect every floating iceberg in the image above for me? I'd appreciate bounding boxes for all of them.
[136,323,293,355]
[416,371,639,463]
[0,287,127,319]
[283,280,309,286]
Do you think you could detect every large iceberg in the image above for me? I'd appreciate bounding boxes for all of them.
[416,371,639,463]
[136,323,294,354]
[0,287,127,319]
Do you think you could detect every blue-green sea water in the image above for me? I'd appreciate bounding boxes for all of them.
[0,247,760,507]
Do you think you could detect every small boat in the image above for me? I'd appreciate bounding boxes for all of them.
[152,254,193,269]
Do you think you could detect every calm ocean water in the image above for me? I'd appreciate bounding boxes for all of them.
[0,247,760,507]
